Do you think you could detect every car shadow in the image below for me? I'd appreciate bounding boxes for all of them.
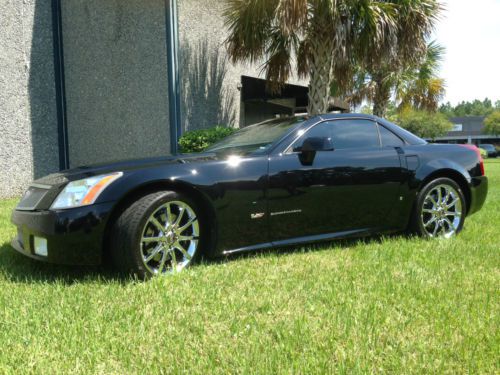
[0,241,126,285]
[0,233,408,284]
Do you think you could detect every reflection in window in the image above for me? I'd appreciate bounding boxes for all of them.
[378,125,405,147]
[295,120,380,150]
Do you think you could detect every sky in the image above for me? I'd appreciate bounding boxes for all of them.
[433,0,500,105]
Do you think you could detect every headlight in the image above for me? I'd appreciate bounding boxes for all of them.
[51,172,123,209]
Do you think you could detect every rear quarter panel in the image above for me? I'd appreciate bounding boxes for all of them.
[400,143,484,218]
[408,144,481,184]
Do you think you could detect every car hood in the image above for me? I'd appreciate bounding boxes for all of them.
[34,153,219,186]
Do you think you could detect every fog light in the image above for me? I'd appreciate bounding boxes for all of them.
[34,237,48,257]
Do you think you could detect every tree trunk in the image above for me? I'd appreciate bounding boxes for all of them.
[372,74,391,117]
[307,37,333,115]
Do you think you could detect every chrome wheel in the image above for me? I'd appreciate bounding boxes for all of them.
[421,184,463,238]
[140,201,199,274]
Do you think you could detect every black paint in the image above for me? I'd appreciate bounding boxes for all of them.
[11,114,489,265]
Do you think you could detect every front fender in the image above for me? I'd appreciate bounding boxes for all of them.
[96,163,213,205]
[94,164,221,257]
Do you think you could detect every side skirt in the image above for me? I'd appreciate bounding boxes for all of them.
[221,228,382,256]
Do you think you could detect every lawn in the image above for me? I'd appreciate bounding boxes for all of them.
[0,161,498,374]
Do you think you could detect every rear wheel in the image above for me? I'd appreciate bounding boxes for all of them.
[110,191,203,278]
[410,177,466,238]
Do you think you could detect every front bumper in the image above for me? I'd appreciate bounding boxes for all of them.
[10,202,114,265]
[468,176,488,216]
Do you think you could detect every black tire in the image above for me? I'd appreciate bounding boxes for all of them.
[409,177,466,238]
[109,191,204,278]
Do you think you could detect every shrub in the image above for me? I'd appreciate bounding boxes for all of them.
[484,111,500,136]
[478,147,489,159]
[178,126,236,153]
[394,109,452,140]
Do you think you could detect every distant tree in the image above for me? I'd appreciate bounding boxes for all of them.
[439,98,495,117]
[484,111,500,136]
[394,109,452,140]
[438,101,454,117]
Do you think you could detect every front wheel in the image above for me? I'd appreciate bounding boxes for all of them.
[110,191,203,278]
[410,177,466,238]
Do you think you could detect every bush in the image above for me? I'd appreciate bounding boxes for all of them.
[178,126,236,153]
[478,147,489,159]
[394,109,452,140]
[484,111,500,136]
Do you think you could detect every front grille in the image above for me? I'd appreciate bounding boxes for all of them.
[16,186,49,211]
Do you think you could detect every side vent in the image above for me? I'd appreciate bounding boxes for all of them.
[405,155,419,171]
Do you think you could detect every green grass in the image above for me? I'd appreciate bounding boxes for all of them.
[0,161,499,374]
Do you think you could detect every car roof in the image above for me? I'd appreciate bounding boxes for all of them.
[317,113,379,121]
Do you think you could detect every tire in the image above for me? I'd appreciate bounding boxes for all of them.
[109,191,204,278]
[409,177,466,238]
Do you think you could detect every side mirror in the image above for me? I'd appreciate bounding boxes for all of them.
[295,137,333,165]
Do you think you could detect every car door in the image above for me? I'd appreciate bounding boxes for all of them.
[267,119,404,241]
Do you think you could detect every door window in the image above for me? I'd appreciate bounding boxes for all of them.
[291,119,381,151]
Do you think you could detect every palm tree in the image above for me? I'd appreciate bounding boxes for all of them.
[224,0,442,116]
[344,40,445,115]
[223,0,398,115]
[396,42,446,112]
[363,1,443,116]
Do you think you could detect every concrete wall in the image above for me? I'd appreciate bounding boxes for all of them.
[178,0,307,131]
[0,0,308,198]
[449,116,486,136]
[61,0,171,167]
[0,0,59,198]
[178,0,250,131]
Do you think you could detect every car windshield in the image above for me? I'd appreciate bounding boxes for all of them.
[206,117,305,155]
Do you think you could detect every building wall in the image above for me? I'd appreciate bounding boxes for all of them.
[449,116,486,137]
[178,0,251,131]
[434,116,500,143]
[178,0,307,131]
[61,0,171,167]
[0,0,59,198]
[0,0,309,198]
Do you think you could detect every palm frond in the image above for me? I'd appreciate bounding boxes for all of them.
[262,26,299,90]
[224,0,279,63]
[275,0,308,35]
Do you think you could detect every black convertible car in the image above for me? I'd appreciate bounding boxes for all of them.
[11,114,488,277]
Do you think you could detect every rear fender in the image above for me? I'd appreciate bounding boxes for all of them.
[414,159,471,189]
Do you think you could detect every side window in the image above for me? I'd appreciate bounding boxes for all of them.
[292,122,333,151]
[378,125,405,147]
[329,120,380,149]
[292,119,380,151]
